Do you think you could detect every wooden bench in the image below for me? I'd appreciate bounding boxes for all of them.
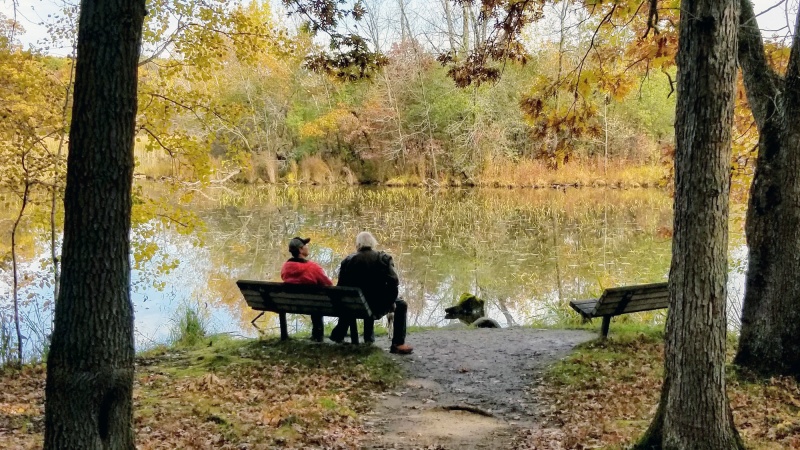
[569,282,669,338]
[236,280,374,344]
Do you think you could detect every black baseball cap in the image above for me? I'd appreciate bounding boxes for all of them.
[288,237,311,255]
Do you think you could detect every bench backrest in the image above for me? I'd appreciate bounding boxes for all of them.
[236,280,374,319]
[593,282,669,317]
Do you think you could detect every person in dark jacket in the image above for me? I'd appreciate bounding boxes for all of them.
[281,237,332,342]
[330,231,413,354]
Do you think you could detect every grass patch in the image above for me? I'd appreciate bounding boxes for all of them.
[515,325,800,449]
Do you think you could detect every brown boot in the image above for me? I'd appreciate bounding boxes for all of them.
[390,344,413,355]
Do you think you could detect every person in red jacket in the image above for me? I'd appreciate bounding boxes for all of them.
[281,237,332,342]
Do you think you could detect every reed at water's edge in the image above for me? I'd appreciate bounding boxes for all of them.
[133,140,672,190]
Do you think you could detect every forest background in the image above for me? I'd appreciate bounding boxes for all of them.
[4,0,791,189]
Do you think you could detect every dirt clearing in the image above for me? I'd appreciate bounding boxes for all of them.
[359,328,595,449]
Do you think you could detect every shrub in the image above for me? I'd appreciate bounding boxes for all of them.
[170,304,208,348]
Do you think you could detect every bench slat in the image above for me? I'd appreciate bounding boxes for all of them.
[248,297,367,307]
[238,281,364,296]
[601,282,668,296]
[245,297,372,311]
[266,292,361,301]
[242,293,368,308]
[269,293,366,304]
[569,300,597,320]
[245,305,373,316]
[594,297,670,316]
[601,303,670,316]
[253,304,372,319]
[598,291,670,303]
[236,280,377,337]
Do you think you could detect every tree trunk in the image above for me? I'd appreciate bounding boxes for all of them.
[462,5,470,53]
[43,0,146,448]
[636,0,745,448]
[398,0,410,42]
[50,43,75,305]
[441,0,457,52]
[734,0,800,377]
[11,179,30,365]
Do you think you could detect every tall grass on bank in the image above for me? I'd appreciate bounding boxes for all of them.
[132,130,670,188]
[480,159,668,188]
[134,139,175,180]
[0,312,15,367]
[170,304,209,348]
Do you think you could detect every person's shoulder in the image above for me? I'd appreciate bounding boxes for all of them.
[377,251,394,264]
[340,253,354,264]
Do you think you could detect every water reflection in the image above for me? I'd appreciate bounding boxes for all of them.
[189,186,676,336]
[1,184,749,354]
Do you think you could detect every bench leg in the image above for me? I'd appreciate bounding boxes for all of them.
[250,311,265,331]
[279,313,289,340]
[601,316,611,339]
[349,319,359,345]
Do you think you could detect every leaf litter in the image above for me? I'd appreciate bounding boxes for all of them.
[1,330,799,449]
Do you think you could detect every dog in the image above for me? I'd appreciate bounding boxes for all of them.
[444,293,501,328]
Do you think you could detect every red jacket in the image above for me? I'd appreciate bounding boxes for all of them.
[281,258,333,286]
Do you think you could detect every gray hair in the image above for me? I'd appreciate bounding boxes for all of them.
[355,231,378,250]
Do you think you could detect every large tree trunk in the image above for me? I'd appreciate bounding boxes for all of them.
[43,0,146,448]
[734,0,800,377]
[636,0,744,448]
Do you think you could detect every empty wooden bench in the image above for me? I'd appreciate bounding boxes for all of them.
[569,282,669,338]
[236,280,374,344]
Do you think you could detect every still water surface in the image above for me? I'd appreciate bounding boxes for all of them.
[132,185,748,345]
[2,184,748,353]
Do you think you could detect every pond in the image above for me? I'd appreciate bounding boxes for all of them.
[0,184,748,356]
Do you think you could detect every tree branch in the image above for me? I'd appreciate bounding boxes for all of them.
[738,0,782,129]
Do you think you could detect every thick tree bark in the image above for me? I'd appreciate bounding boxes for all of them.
[636,0,745,448]
[43,0,146,448]
[735,0,800,377]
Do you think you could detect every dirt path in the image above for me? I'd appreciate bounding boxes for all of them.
[358,327,595,449]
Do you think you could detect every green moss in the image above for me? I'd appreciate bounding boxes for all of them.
[405,325,438,333]
[319,396,339,410]
[137,334,403,391]
[273,423,302,442]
